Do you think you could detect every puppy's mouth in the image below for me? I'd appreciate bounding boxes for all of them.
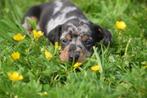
[59,51,86,62]
[59,45,88,62]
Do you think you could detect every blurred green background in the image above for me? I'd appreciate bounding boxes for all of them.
[0,0,147,98]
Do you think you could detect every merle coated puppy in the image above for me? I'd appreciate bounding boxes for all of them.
[22,0,112,62]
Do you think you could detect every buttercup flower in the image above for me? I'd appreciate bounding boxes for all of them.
[55,42,61,50]
[11,51,20,61]
[8,71,23,81]
[141,61,147,69]
[143,65,147,69]
[91,64,100,72]
[32,30,43,40]
[38,91,48,96]
[13,33,25,41]
[44,50,53,60]
[73,62,82,69]
[115,20,126,30]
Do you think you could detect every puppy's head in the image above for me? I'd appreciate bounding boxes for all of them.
[59,20,112,62]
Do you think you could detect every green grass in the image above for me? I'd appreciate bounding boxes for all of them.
[0,0,147,98]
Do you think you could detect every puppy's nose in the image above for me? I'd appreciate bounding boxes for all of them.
[69,44,76,51]
[69,51,80,62]
[75,51,80,60]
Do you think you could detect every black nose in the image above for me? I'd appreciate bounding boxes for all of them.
[69,44,76,51]
[69,51,80,62]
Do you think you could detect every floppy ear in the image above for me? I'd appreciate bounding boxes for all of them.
[91,23,112,45]
[47,25,62,44]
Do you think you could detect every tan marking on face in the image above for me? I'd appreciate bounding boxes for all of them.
[77,51,86,62]
[65,34,72,41]
[81,34,89,41]
[59,45,70,61]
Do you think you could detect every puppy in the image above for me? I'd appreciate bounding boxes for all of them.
[22,0,112,62]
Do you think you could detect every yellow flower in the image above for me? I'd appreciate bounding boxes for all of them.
[38,91,48,96]
[44,50,53,60]
[91,64,100,72]
[141,61,147,69]
[13,33,25,41]
[115,21,126,30]
[8,71,23,81]
[143,65,147,69]
[32,30,43,40]
[55,42,61,50]
[73,62,82,69]
[11,51,20,61]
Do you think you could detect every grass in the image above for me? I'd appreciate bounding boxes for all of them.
[0,0,147,98]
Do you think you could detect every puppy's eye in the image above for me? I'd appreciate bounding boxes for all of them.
[61,39,71,45]
[83,38,94,48]
[61,39,68,43]
[85,39,93,44]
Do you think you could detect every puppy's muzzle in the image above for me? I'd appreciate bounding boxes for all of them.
[68,44,80,62]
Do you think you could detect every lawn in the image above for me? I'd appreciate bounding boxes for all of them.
[0,0,147,98]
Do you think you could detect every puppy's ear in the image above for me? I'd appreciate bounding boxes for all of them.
[47,25,62,44]
[91,23,112,45]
